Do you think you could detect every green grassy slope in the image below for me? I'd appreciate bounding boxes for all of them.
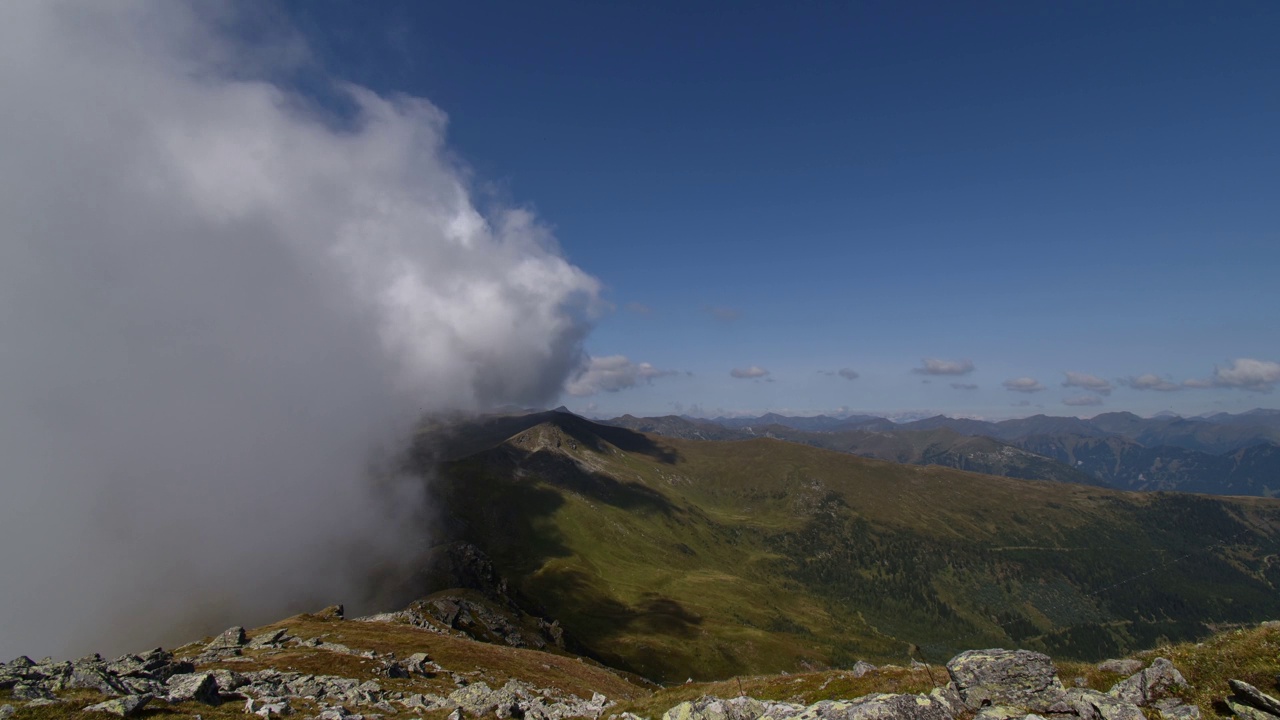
[425,413,1280,684]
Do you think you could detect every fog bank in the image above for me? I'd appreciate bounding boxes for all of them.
[0,2,600,658]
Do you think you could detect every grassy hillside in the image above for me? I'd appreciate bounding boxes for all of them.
[423,413,1280,684]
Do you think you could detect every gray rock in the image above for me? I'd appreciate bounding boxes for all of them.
[946,649,1065,711]
[11,682,55,701]
[83,694,152,717]
[246,696,293,717]
[1063,688,1145,720]
[248,628,290,649]
[204,626,247,654]
[844,693,956,720]
[69,664,129,694]
[405,652,441,675]
[209,668,249,691]
[1097,659,1144,676]
[664,695,804,720]
[1109,658,1187,706]
[166,672,220,704]
[850,661,876,678]
[1229,680,1280,717]
[0,705,13,719]
[1228,699,1278,720]
[1153,698,1203,720]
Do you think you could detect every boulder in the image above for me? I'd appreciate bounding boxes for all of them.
[1153,698,1203,720]
[1228,699,1278,720]
[246,696,293,717]
[1229,680,1280,717]
[204,626,247,655]
[1062,688,1145,720]
[0,705,14,719]
[1109,658,1187,706]
[247,629,290,649]
[166,672,220,704]
[83,694,152,717]
[850,661,876,678]
[946,649,1065,711]
[69,664,129,694]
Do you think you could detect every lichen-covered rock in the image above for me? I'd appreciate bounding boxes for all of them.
[663,695,803,720]
[246,696,293,717]
[1108,658,1187,706]
[1153,698,1202,720]
[946,649,1065,711]
[1229,680,1280,717]
[0,705,14,719]
[83,694,152,717]
[1227,698,1277,720]
[166,672,220,704]
[850,661,876,678]
[1062,688,1145,720]
[247,628,290,649]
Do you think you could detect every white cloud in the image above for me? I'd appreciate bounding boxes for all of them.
[566,355,676,396]
[1003,377,1046,393]
[1063,394,1104,407]
[913,358,975,375]
[1125,374,1182,392]
[0,2,602,659]
[625,302,652,315]
[1062,371,1113,396]
[1211,358,1280,392]
[730,365,770,379]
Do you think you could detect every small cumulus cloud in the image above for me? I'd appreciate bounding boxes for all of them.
[1124,374,1182,392]
[950,383,978,390]
[1062,371,1113,396]
[1210,358,1280,392]
[913,358,975,376]
[1063,394,1104,407]
[819,367,860,380]
[1003,377,1046,393]
[625,302,652,315]
[705,305,741,322]
[566,355,677,396]
[730,365,770,379]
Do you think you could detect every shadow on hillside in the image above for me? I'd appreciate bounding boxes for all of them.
[529,565,703,639]
[521,448,679,515]
[554,414,682,465]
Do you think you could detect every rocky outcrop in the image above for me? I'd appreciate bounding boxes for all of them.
[0,618,1223,720]
[1227,679,1280,720]
[1108,657,1187,705]
[946,649,1065,711]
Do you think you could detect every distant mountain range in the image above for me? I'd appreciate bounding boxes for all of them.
[602,409,1280,497]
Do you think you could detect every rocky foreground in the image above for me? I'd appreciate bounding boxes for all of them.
[3,608,1279,720]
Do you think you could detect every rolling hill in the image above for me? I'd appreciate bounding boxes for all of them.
[419,411,1280,683]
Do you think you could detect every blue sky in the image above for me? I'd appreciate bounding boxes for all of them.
[285,1,1279,419]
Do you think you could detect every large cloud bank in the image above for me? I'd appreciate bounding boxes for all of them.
[0,2,601,659]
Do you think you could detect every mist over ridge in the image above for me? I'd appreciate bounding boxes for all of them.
[0,1,601,659]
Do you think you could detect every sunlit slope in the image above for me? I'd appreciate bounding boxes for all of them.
[429,413,1280,683]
